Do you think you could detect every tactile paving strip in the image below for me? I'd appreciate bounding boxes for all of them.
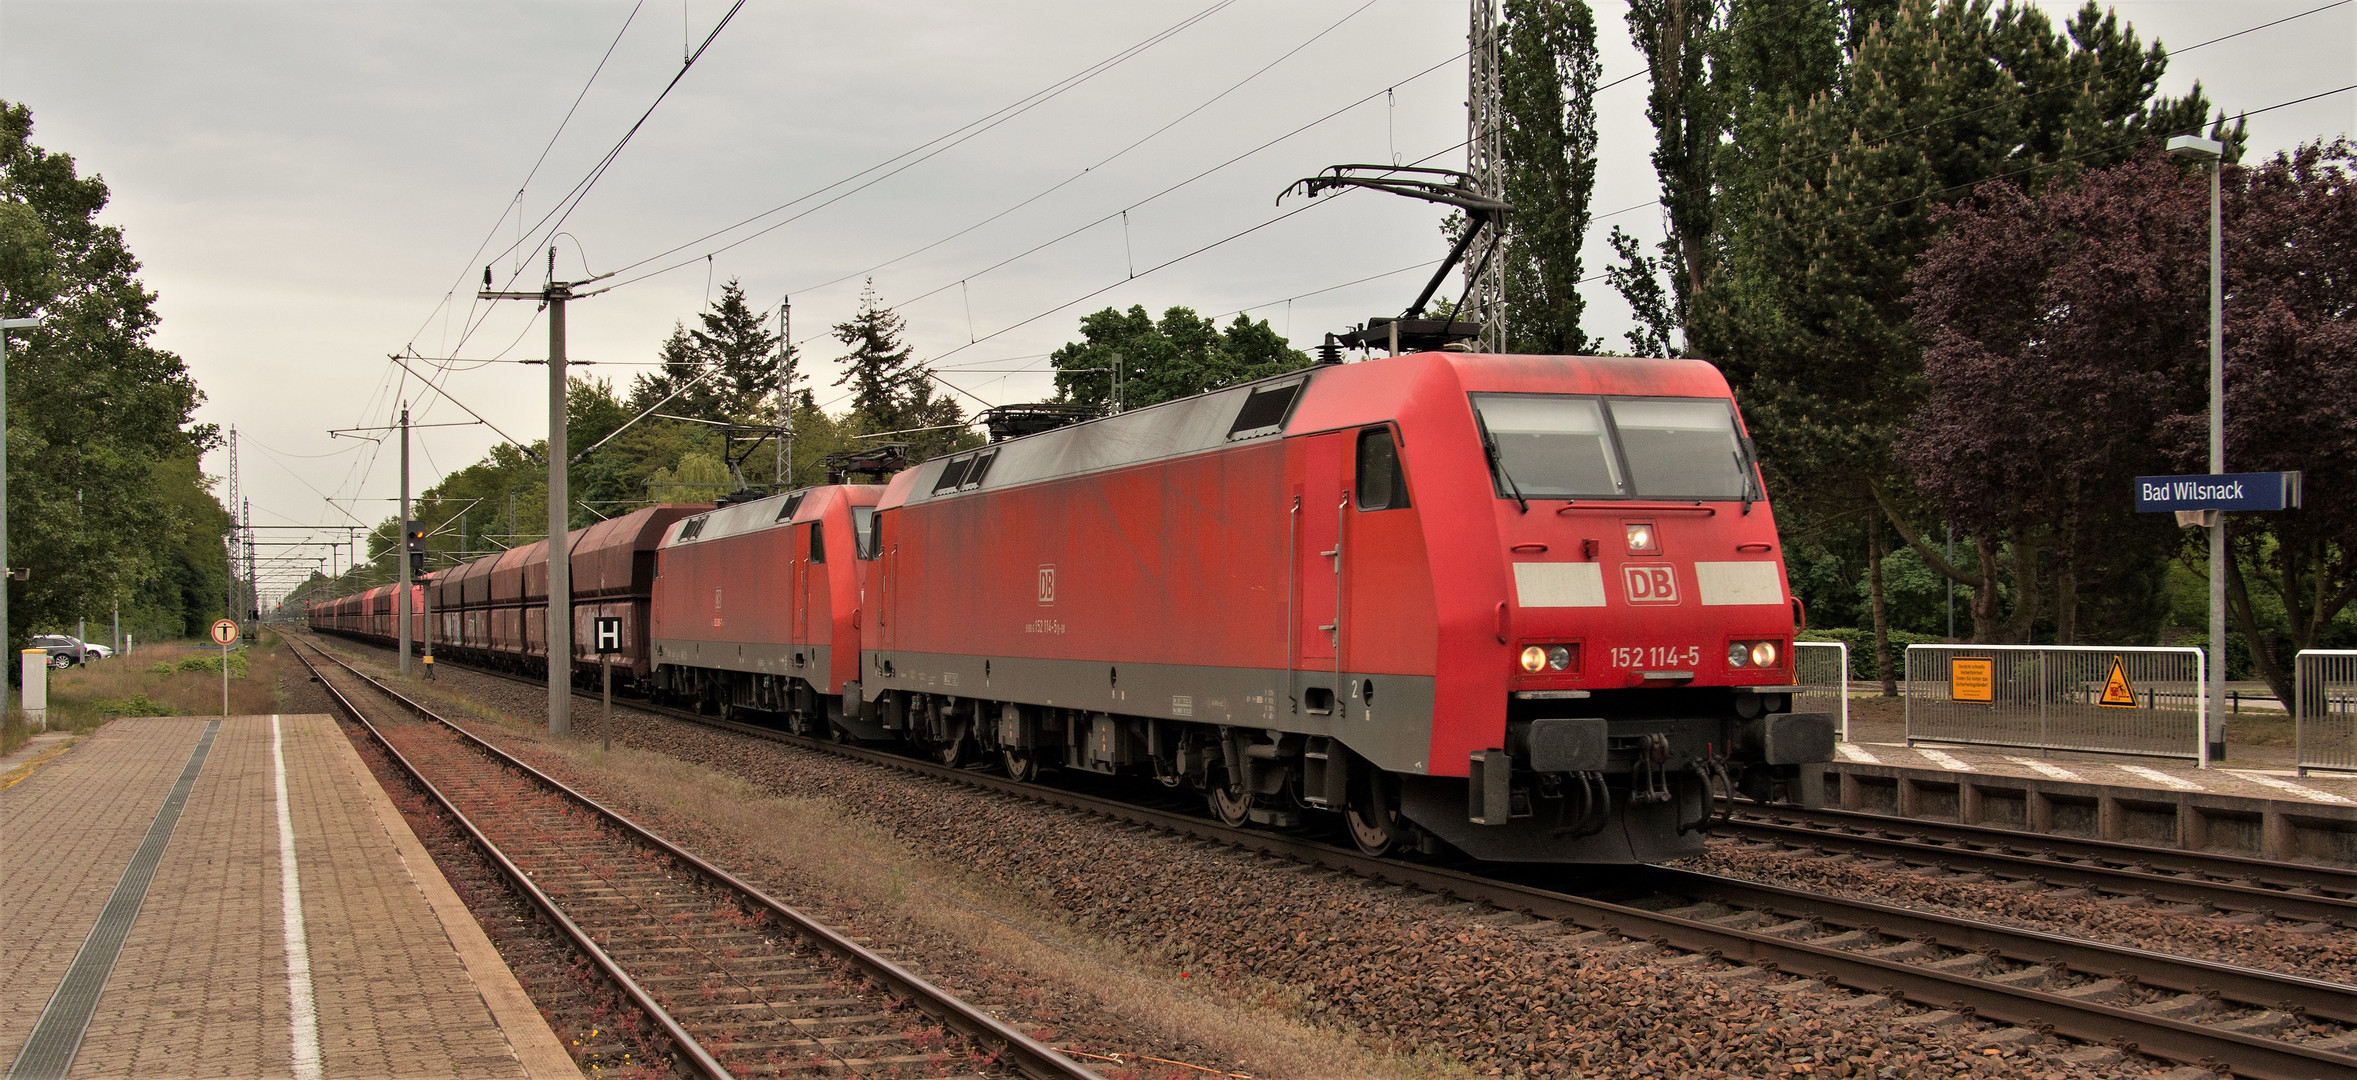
[5,720,220,1080]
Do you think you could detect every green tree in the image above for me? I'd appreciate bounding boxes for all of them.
[1497,0,1601,354]
[1,99,221,654]
[628,278,784,422]
[1049,305,1309,412]
[832,282,965,459]
[1622,0,1725,347]
[1693,0,2228,681]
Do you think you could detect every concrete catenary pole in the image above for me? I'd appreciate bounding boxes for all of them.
[545,255,573,738]
[398,404,411,676]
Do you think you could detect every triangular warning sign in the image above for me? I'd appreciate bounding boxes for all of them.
[2097,656,2138,708]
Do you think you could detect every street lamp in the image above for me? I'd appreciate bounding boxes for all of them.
[2169,132,2225,762]
[1,313,44,721]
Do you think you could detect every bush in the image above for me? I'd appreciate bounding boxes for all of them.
[165,651,249,678]
[90,695,176,718]
[1799,628,1946,680]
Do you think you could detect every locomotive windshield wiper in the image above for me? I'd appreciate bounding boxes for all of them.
[1483,430,1530,514]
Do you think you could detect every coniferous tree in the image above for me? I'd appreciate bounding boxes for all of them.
[628,278,782,421]
[832,281,966,458]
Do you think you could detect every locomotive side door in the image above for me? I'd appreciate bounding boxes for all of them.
[794,524,811,643]
[1296,432,1349,683]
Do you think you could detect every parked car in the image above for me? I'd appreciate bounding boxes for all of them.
[83,642,114,660]
[31,635,89,669]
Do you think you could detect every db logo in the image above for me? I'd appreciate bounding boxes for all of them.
[1623,565,1680,605]
[1037,565,1056,606]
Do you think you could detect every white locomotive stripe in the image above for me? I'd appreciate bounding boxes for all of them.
[2116,764,2204,791]
[1915,747,1974,770]
[1694,561,1784,606]
[1512,562,1606,608]
[2006,756,2083,782]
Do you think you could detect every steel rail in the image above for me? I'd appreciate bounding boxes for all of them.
[294,642,1096,1080]
[1720,815,2357,927]
[289,644,737,1080]
[1737,804,2357,902]
[301,633,2357,1079]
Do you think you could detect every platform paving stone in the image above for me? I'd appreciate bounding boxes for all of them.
[2,717,577,1079]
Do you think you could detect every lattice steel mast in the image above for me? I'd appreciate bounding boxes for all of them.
[1466,0,1506,353]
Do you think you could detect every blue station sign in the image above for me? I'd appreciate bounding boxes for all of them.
[2135,471,2303,513]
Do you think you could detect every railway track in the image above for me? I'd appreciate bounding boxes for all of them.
[304,634,2357,1079]
[1722,805,2357,928]
[290,641,1095,1080]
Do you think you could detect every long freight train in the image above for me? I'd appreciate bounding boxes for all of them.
[313,350,1834,863]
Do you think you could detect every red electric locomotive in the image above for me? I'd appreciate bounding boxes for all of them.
[646,484,885,727]
[859,350,1831,863]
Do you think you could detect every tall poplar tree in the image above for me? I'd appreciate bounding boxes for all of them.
[1497,0,1601,354]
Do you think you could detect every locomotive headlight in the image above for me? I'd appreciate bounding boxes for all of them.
[1520,646,1547,673]
[1624,522,1658,553]
[1751,640,1780,668]
[1548,645,1572,671]
[1727,642,1750,667]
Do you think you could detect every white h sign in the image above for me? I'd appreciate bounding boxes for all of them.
[593,616,623,655]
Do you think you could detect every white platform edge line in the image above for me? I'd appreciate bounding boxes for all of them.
[273,715,324,1080]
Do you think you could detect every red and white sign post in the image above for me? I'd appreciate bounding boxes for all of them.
[211,618,240,716]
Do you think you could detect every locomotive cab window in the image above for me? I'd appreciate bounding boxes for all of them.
[1610,398,1751,500]
[1470,394,1754,501]
[1470,395,1624,498]
[808,521,826,563]
[853,506,881,560]
[1355,426,1409,510]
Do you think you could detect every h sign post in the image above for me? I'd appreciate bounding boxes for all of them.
[593,616,622,752]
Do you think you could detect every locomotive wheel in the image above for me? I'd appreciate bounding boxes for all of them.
[936,736,969,767]
[1207,784,1253,828]
[1345,800,1398,858]
[1003,749,1038,783]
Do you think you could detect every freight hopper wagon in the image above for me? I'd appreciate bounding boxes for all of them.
[312,504,706,691]
[864,352,1834,863]
[647,485,885,729]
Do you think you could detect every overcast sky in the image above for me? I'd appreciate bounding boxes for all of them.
[3,0,2351,600]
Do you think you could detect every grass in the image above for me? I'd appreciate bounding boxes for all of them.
[2,631,297,755]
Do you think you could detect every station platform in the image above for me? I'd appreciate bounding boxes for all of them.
[1808,738,2357,867]
[1,716,579,1080]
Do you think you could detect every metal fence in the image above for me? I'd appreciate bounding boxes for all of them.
[2296,650,2357,776]
[1792,641,1851,740]
[1904,644,2210,763]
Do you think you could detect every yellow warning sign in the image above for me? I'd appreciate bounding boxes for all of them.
[2098,655,2139,708]
[1949,657,1994,703]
